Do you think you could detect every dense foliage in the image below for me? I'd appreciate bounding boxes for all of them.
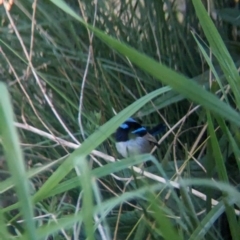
[0,0,240,239]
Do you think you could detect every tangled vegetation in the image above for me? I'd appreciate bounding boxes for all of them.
[0,0,240,239]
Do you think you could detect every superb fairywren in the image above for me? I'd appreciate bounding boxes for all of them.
[115,118,165,158]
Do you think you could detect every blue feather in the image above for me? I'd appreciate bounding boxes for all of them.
[131,127,147,135]
[148,124,166,136]
[120,123,129,129]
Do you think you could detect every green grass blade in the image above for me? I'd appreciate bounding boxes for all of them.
[207,111,229,182]
[149,193,183,240]
[75,157,95,240]
[0,158,63,194]
[189,202,225,240]
[0,83,36,239]
[192,33,228,103]
[206,112,239,239]
[0,209,11,239]
[217,118,240,171]
[192,0,240,107]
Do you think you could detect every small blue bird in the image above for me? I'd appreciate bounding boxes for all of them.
[115,118,165,158]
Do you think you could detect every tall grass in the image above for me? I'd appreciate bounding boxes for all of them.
[0,0,239,239]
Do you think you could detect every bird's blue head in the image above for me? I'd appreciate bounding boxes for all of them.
[116,118,144,141]
[115,117,165,142]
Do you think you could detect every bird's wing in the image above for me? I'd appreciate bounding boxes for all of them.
[145,133,158,145]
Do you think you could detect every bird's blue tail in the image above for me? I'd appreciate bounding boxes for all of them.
[148,124,166,136]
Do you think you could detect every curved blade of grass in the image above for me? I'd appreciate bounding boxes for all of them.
[2,154,156,214]
[0,209,10,239]
[192,33,229,104]
[223,201,239,240]
[0,157,64,194]
[0,83,36,240]
[207,112,229,182]
[217,8,240,26]
[75,157,94,240]
[189,201,226,240]
[179,186,200,230]
[207,112,239,240]
[217,118,240,171]
[50,0,240,127]
[148,193,183,240]
[192,0,240,108]
[47,155,156,197]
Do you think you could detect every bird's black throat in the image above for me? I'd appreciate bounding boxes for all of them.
[115,128,129,142]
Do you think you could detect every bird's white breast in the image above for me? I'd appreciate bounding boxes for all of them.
[115,137,153,158]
